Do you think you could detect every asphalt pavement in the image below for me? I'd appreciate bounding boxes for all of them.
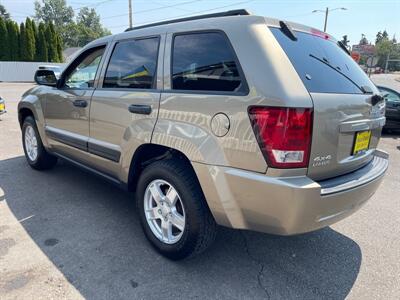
[0,81,399,299]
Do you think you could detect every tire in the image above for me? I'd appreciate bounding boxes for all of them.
[136,158,217,260]
[22,116,57,170]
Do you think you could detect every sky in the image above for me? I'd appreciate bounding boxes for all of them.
[1,0,399,45]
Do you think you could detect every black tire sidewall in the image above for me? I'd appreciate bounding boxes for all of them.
[22,116,42,166]
[21,116,57,170]
[137,160,203,259]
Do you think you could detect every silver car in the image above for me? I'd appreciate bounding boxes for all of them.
[18,10,388,259]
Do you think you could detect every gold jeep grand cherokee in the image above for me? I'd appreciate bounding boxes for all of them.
[18,10,388,259]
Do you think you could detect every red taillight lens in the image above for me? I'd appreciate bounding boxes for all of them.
[248,106,313,168]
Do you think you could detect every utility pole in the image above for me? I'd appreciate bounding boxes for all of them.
[128,0,133,28]
[323,7,328,32]
[385,52,390,73]
[312,7,347,32]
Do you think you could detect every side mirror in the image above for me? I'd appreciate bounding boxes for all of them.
[34,69,58,86]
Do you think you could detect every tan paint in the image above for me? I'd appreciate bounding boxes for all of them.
[18,14,388,235]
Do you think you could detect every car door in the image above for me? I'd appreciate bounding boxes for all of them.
[44,45,106,162]
[381,87,400,122]
[88,35,163,179]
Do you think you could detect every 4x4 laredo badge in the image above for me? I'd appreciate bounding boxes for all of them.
[312,155,332,167]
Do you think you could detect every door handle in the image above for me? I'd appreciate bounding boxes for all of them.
[73,99,88,108]
[128,104,152,115]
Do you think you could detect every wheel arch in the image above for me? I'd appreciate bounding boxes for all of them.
[127,143,195,192]
[18,107,35,128]
[18,99,48,148]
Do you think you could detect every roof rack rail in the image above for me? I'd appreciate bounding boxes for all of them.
[124,9,251,32]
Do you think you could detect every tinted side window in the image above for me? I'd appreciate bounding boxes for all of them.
[65,47,104,89]
[103,37,159,89]
[172,32,244,92]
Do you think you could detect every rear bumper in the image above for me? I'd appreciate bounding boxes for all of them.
[193,149,388,235]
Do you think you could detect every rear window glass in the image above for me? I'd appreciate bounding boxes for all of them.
[172,32,245,93]
[270,27,375,94]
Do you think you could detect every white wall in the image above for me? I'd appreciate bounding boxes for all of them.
[0,62,66,82]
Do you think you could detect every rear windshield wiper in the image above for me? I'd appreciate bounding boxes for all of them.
[279,21,297,41]
[309,54,368,94]
[337,41,351,55]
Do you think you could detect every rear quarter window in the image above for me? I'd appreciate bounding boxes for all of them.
[270,27,375,94]
[171,31,247,94]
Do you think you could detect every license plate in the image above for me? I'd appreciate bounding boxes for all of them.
[352,131,371,155]
[0,103,4,111]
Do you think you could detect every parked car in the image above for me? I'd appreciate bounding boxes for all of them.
[0,97,6,116]
[18,9,389,260]
[377,86,400,131]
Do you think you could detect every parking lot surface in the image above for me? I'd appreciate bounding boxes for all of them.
[0,82,399,299]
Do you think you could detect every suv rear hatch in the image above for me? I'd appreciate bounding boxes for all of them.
[270,25,385,181]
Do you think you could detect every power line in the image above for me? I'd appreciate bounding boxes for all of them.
[108,0,256,28]
[72,0,116,11]
[161,0,256,19]
[283,12,314,19]
[102,0,204,20]
[150,0,196,13]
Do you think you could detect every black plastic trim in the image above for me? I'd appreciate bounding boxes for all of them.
[45,127,120,162]
[88,142,121,162]
[45,128,87,151]
[128,104,152,115]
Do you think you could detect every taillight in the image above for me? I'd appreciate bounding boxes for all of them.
[248,106,313,168]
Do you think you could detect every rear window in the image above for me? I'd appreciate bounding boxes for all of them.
[171,32,247,93]
[270,27,375,94]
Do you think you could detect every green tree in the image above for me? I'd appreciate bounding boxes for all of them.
[24,18,36,61]
[0,4,10,20]
[74,7,111,46]
[31,20,39,60]
[56,33,63,62]
[45,22,59,62]
[382,30,389,40]
[6,20,19,61]
[63,7,111,47]
[36,22,48,61]
[34,0,110,47]
[13,22,20,60]
[374,30,400,71]
[34,0,74,44]
[376,38,395,70]
[19,22,28,60]
[375,31,383,44]
[0,17,8,60]
[376,30,389,44]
